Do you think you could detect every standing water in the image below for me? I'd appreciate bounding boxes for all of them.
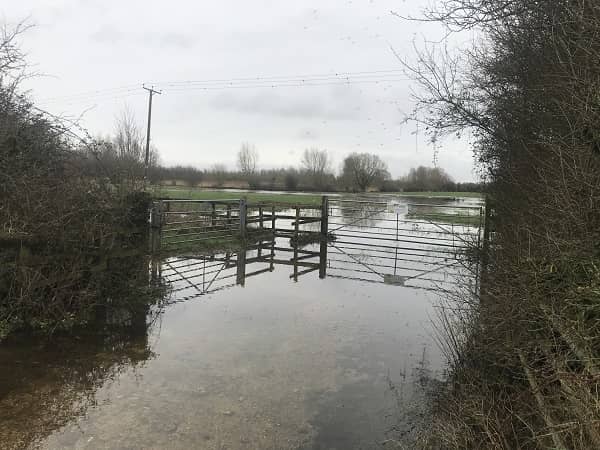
[0,195,482,449]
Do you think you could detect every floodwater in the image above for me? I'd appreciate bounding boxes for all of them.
[0,196,482,449]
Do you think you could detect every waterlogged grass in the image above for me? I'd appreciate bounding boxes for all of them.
[152,187,321,206]
[407,211,482,226]
[394,191,483,198]
[153,186,482,203]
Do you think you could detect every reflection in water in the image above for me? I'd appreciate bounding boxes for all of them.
[0,330,154,449]
[0,250,170,450]
[157,237,327,302]
[334,199,388,229]
[0,197,479,449]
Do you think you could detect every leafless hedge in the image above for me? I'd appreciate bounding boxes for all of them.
[0,23,154,338]
[399,1,600,448]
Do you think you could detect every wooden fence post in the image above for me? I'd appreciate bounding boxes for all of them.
[320,196,329,237]
[271,205,276,236]
[293,206,300,282]
[270,204,276,271]
[319,196,329,279]
[149,201,162,254]
[269,236,275,272]
[239,199,247,237]
[236,248,247,286]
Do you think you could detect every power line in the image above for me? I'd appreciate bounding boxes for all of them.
[37,78,408,106]
[38,84,140,103]
[150,69,408,87]
[34,68,410,105]
[160,78,409,93]
[39,91,146,107]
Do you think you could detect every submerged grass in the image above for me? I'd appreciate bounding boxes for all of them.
[407,212,482,227]
[152,186,482,204]
[394,191,483,198]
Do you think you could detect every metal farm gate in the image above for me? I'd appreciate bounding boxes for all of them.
[325,197,485,291]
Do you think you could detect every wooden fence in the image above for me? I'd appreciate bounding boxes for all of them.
[149,197,328,254]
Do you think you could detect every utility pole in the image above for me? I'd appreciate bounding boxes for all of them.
[143,84,162,181]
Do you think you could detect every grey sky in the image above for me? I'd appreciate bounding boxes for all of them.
[3,0,478,181]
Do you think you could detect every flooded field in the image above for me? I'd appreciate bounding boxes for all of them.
[0,196,482,449]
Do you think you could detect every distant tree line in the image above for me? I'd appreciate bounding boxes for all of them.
[76,117,480,194]
[149,145,483,193]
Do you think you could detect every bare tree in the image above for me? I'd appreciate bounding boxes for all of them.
[0,20,31,96]
[114,108,144,164]
[301,148,331,190]
[109,107,160,186]
[341,153,389,192]
[237,142,258,176]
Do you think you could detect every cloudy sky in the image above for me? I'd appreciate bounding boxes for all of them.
[3,0,478,181]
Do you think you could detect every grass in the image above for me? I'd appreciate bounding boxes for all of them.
[152,186,321,206]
